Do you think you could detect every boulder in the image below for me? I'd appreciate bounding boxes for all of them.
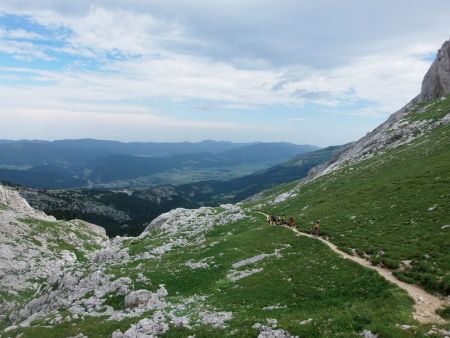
[124,290,153,308]
[124,286,167,309]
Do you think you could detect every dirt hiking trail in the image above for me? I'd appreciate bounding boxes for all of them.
[256,212,449,324]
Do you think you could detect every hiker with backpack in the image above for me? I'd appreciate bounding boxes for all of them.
[312,220,320,236]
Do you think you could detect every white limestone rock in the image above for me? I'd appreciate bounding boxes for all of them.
[124,286,167,309]
[199,311,232,328]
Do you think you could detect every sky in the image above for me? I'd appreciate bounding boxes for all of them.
[0,1,449,147]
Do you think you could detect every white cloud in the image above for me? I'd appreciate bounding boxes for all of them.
[0,1,448,144]
[0,38,53,61]
[0,27,45,40]
[0,107,279,143]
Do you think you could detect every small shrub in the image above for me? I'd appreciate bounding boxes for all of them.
[103,292,125,310]
[436,306,450,319]
[393,271,416,285]
[380,257,399,270]
[370,257,381,266]
[351,314,372,331]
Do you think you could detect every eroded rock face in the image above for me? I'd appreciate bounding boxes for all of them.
[0,183,110,325]
[0,185,50,218]
[421,40,450,101]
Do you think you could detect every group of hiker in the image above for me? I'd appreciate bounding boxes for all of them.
[266,214,321,236]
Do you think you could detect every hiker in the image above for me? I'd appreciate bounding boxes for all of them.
[312,220,320,236]
[288,217,297,228]
[267,215,276,225]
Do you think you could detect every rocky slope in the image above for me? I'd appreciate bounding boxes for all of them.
[0,185,108,326]
[0,183,429,337]
[308,39,450,180]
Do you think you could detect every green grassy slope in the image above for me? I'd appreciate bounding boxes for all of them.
[255,96,450,295]
[8,214,430,337]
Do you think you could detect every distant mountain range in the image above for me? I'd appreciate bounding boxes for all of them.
[0,140,318,189]
[16,145,340,236]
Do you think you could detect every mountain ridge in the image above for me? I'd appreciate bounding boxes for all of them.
[0,141,317,189]
[305,40,450,182]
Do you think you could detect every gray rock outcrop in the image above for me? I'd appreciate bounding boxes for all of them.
[124,286,168,309]
[305,39,450,181]
[421,39,450,101]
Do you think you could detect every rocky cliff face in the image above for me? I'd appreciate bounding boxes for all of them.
[0,184,108,324]
[307,39,450,180]
[421,39,450,101]
[0,185,45,217]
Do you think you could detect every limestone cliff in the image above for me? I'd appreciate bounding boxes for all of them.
[421,39,450,101]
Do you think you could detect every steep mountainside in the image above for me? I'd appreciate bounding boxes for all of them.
[17,186,193,237]
[309,39,450,180]
[257,95,450,294]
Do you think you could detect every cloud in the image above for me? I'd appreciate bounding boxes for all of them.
[1,1,449,67]
[292,89,334,101]
[0,1,448,144]
[7,108,274,131]
[0,27,45,40]
[0,26,53,60]
[0,107,279,143]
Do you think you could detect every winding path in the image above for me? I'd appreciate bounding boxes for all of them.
[255,212,449,324]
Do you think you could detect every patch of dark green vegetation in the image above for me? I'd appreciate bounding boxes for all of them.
[103,292,125,311]
[436,306,450,320]
[49,240,87,262]
[7,316,137,338]
[21,217,60,235]
[29,237,42,247]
